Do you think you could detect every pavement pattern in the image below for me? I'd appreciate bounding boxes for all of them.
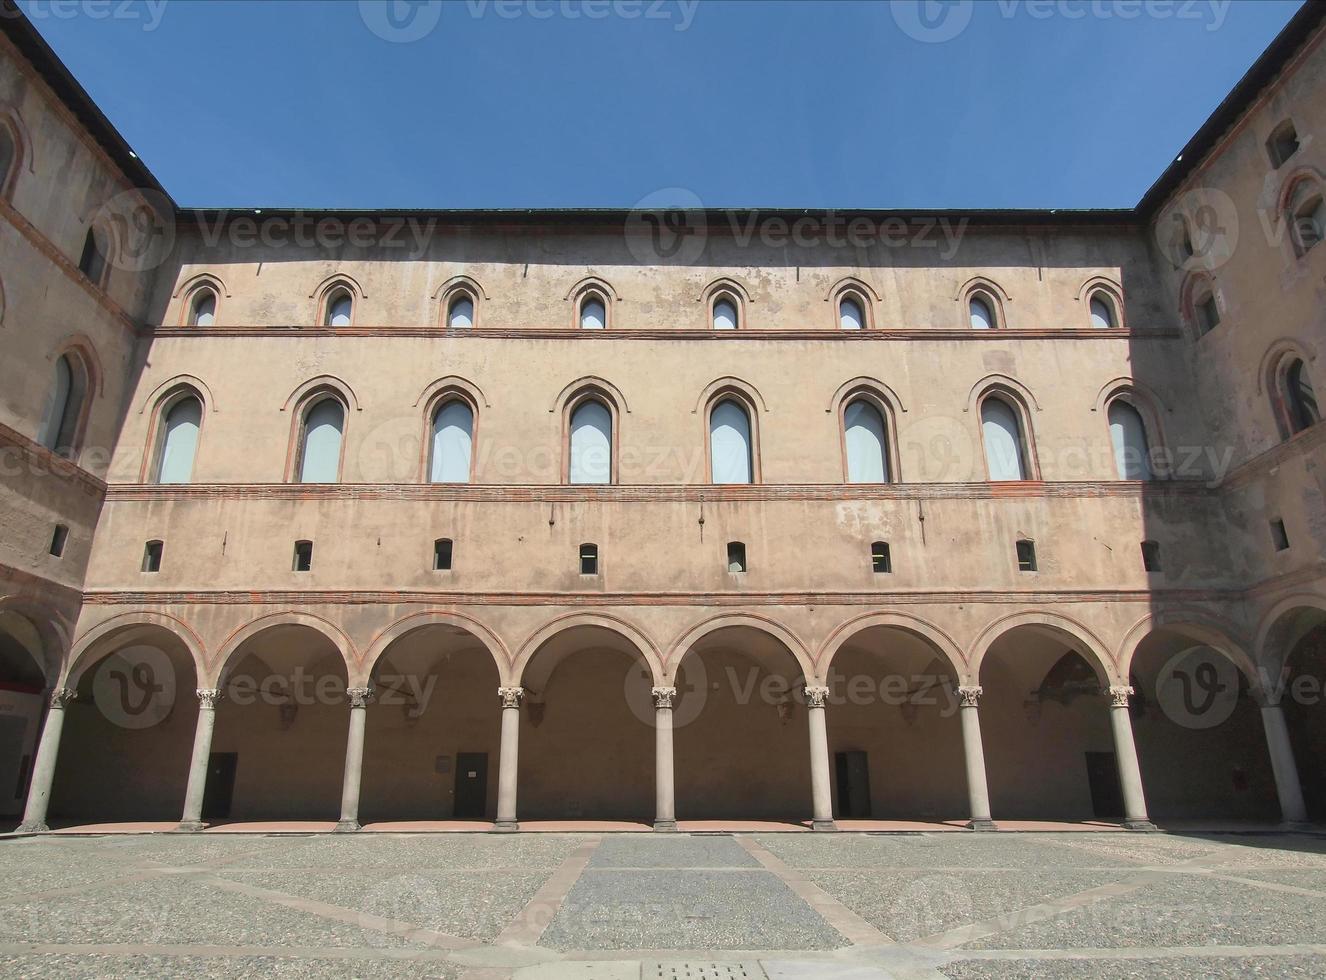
[2,831,1326,977]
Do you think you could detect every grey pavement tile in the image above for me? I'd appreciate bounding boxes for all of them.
[539,869,845,951]
[589,836,759,869]
[213,868,553,941]
[807,869,1125,943]
[205,833,586,871]
[966,875,1326,949]
[1026,834,1222,867]
[751,834,1139,871]
[0,873,417,948]
[1182,836,1326,870]
[940,955,1326,979]
[0,953,465,979]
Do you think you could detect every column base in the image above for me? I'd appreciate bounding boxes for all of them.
[1282,820,1315,832]
[966,818,998,832]
[333,819,361,833]
[653,819,677,833]
[173,820,206,833]
[1122,819,1157,832]
[492,820,519,833]
[811,819,838,832]
[15,821,48,834]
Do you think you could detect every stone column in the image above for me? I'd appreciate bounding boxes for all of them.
[335,686,373,832]
[957,686,997,831]
[805,686,836,832]
[1259,695,1309,825]
[1107,686,1155,831]
[177,689,221,832]
[17,688,76,833]
[494,686,523,832]
[653,687,677,832]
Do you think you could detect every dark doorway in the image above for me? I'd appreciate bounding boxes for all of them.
[834,750,872,818]
[202,752,238,820]
[454,751,488,819]
[1084,751,1123,819]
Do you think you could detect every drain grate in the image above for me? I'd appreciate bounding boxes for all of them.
[649,964,765,980]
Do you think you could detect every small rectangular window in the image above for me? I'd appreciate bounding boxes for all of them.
[579,543,598,576]
[142,539,163,573]
[727,541,747,573]
[1016,539,1037,572]
[1141,540,1161,572]
[1267,120,1300,168]
[49,524,69,558]
[1197,294,1220,335]
[433,538,453,571]
[1270,519,1290,552]
[293,539,313,571]
[871,541,891,574]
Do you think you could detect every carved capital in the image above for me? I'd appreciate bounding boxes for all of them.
[499,686,524,709]
[1107,685,1134,708]
[196,688,222,710]
[804,685,830,709]
[48,688,76,709]
[652,687,677,709]
[347,687,374,708]
[957,686,983,708]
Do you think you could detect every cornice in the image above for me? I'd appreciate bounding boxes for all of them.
[0,421,107,497]
[1218,423,1326,491]
[101,480,1214,503]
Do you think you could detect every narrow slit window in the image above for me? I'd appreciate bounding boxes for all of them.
[293,539,313,571]
[78,227,106,284]
[1141,540,1161,572]
[1270,519,1290,552]
[142,539,163,573]
[579,543,599,575]
[969,295,995,330]
[1089,294,1116,329]
[49,524,68,558]
[713,296,738,330]
[580,296,606,330]
[1195,292,1219,335]
[189,289,216,327]
[727,541,747,573]
[325,290,353,327]
[1267,120,1300,167]
[839,296,864,330]
[433,538,453,571]
[1015,539,1037,572]
[447,294,474,328]
[871,541,891,574]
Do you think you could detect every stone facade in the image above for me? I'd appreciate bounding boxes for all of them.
[1,5,1325,831]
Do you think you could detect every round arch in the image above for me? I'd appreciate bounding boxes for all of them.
[512,612,664,689]
[0,596,69,687]
[1255,593,1326,678]
[664,612,813,685]
[212,611,355,686]
[361,610,511,687]
[815,611,968,684]
[1116,611,1259,690]
[970,610,1117,686]
[65,611,206,688]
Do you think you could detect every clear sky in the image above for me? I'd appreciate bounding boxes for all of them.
[16,0,1307,209]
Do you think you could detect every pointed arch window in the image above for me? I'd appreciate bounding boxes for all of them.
[188,288,217,327]
[980,396,1028,481]
[154,395,202,484]
[844,398,889,483]
[429,400,474,483]
[969,295,995,330]
[38,354,86,457]
[839,296,864,330]
[447,294,474,328]
[78,227,107,286]
[1089,293,1117,329]
[713,295,738,330]
[569,399,612,484]
[709,398,753,484]
[297,397,345,483]
[1285,358,1321,434]
[0,125,14,190]
[580,295,606,330]
[1290,181,1325,257]
[325,289,353,327]
[1107,400,1152,480]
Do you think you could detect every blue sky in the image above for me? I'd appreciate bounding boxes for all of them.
[17,0,1306,209]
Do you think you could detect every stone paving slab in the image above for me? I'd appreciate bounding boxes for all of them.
[0,952,465,979]
[538,869,846,951]
[749,833,1160,870]
[588,836,759,869]
[202,833,587,871]
[940,954,1326,978]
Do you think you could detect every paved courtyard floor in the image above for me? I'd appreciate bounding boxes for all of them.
[3,830,1326,978]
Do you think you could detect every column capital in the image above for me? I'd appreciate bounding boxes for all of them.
[957,686,983,707]
[48,688,76,709]
[804,685,830,708]
[196,688,222,709]
[652,687,677,709]
[346,686,374,708]
[1107,685,1134,708]
[498,686,524,708]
